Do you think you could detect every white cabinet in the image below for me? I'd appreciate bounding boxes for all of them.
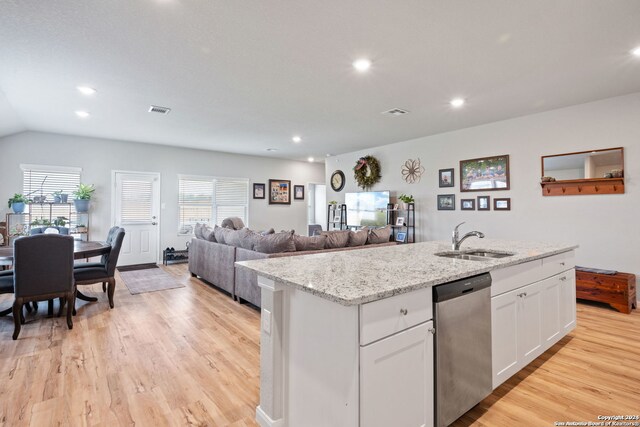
[360,321,434,427]
[491,265,576,389]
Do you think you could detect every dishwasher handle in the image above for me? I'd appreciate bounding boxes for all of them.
[433,273,491,302]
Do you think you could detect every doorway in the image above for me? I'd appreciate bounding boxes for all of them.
[307,183,326,230]
[112,171,161,266]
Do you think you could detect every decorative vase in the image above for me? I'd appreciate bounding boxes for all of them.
[74,199,90,213]
[54,195,62,203]
[11,202,25,214]
[60,194,68,203]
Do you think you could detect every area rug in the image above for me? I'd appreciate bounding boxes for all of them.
[117,263,159,272]
[119,268,185,295]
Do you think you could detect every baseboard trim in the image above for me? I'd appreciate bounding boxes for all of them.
[256,406,284,427]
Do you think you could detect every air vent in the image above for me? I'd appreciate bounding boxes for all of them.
[382,108,409,116]
[148,105,171,114]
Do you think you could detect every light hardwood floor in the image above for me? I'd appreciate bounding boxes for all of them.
[0,264,638,426]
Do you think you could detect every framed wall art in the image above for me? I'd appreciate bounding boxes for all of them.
[460,155,510,192]
[253,183,265,199]
[461,199,475,210]
[437,194,455,211]
[477,196,490,211]
[294,185,305,200]
[439,168,455,188]
[268,179,291,205]
[494,198,511,211]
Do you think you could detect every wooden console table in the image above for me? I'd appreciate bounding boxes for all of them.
[576,269,637,314]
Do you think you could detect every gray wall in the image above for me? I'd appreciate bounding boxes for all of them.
[0,131,324,254]
[326,92,640,276]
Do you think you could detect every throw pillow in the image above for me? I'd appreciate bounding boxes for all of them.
[348,227,369,247]
[194,223,205,240]
[226,228,257,249]
[201,225,216,242]
[260,228,275,236]
[367,225,392,244]
[294,234,328,251]
[321,230,350,249]
[221,217,245,230]
[213,225,232,244]
[253,231,296,254]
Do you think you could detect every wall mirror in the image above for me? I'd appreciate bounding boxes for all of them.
[540,147,624,196]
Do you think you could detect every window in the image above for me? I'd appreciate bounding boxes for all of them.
[178,176,248,234]
[21,164,82,223]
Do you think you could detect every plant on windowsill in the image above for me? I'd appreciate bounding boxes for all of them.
[53,190,69,204]
[53,216,68,227]
[8,193,31,214]
[72,183,95,213]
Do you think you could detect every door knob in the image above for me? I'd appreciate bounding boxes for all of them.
[151,222,157,225]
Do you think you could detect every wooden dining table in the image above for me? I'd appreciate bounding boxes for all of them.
[0,240,111,303]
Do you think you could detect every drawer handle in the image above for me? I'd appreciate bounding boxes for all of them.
[517,292,527,298]
[400,308,408,316]
[559,276,567,281]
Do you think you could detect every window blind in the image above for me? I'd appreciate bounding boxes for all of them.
[120,179,153,224]
[178,176,248,234]
[22,165,82,223]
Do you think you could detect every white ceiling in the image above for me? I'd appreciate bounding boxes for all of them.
[1,0,639,161]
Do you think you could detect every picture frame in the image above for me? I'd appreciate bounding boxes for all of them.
[393,203,399,210]
[294,185,305,200]
[477,196,490,211]
[461,199,475,210]
[460,155,510,192]
[494,198,511,211]
[333,215,341,222]
[253,183,265,199]
[439,168,455,188]
[437,194,455,210]
[396,231,407,243]
[395,217,405,226]
[268,179,291,205]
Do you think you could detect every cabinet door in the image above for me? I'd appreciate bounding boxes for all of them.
[517,281,543,365]
[360,321,433,427]
[491,289,519,389]
[559,270,577,332]
[540,276,561,346]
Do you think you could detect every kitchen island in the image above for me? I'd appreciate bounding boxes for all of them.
[236,239,578,427]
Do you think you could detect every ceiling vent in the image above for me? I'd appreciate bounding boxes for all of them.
[148,105,171,114]
[382,108,409,116]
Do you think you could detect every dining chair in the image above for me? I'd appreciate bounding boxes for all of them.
[0,270,15,317]
[74,226,120,292]
[12,234,75,340]
[74,228,125,309]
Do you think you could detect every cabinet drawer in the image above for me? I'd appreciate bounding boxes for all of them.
[541,251,575,278]
[490,259,543,297]
[360,287,432,346]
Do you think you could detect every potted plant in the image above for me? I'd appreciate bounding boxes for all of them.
[52,190,69,204]
[8,193,30,213]
[73,183,95,213]
[76,223,87,233]
[398,194,415,210]
[53,216,68,227]
[329,200,339,211]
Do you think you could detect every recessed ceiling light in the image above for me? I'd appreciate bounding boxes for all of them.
[631,46,640,57]
[307,157,315,162]
[352,58,372,72]
[76,86,96,95]
[266,148,278,152]
[75,111,90,118]
[450,98,466,108]
[292,136,302,143]
[326,153,334,157]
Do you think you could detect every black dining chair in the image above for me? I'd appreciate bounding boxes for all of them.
[12,234,75,340]
[74,228,125,309]
[74,226,120,292]
[0,270,15,317]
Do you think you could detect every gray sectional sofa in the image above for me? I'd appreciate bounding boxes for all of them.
[188,225,395,308]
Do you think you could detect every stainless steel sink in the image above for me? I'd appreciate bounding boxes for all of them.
[435,250,515,261]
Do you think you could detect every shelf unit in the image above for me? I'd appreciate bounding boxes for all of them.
[386,202,415,243]
[327,204,347,230]
[163,248,189,265]
[3,203,90,246]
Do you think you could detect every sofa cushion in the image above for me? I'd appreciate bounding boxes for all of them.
[348,227,369,247]
[226,228,257,249]
[253,231,296,254]
[214,225,233,244]
[367,225,392,244]
[294,234,327,251]
[194,223,205,240]
[202,225,216,242]
[260,228,275,235]
[321,230,350,249]
[221,217,245,230]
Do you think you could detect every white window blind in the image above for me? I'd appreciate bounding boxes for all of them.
[178,176,248,234]
[21,165,81,222]
[120,179,153,224]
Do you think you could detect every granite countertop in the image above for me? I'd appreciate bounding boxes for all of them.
[235,239,578,306]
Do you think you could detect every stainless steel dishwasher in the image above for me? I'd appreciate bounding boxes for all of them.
[433,273,492,427]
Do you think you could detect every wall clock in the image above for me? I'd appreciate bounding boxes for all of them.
[331,170,346,192]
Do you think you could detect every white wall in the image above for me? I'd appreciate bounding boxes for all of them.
[0,131,324,254]
[326,93,640,276]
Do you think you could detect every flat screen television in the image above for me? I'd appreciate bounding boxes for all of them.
[345,191,390,227]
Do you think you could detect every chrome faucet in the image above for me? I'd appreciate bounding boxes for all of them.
[452,222,485,251]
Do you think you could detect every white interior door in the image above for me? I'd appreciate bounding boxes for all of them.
[113,171,160,266]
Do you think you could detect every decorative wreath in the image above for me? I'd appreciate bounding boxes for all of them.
[353,155,382,190]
